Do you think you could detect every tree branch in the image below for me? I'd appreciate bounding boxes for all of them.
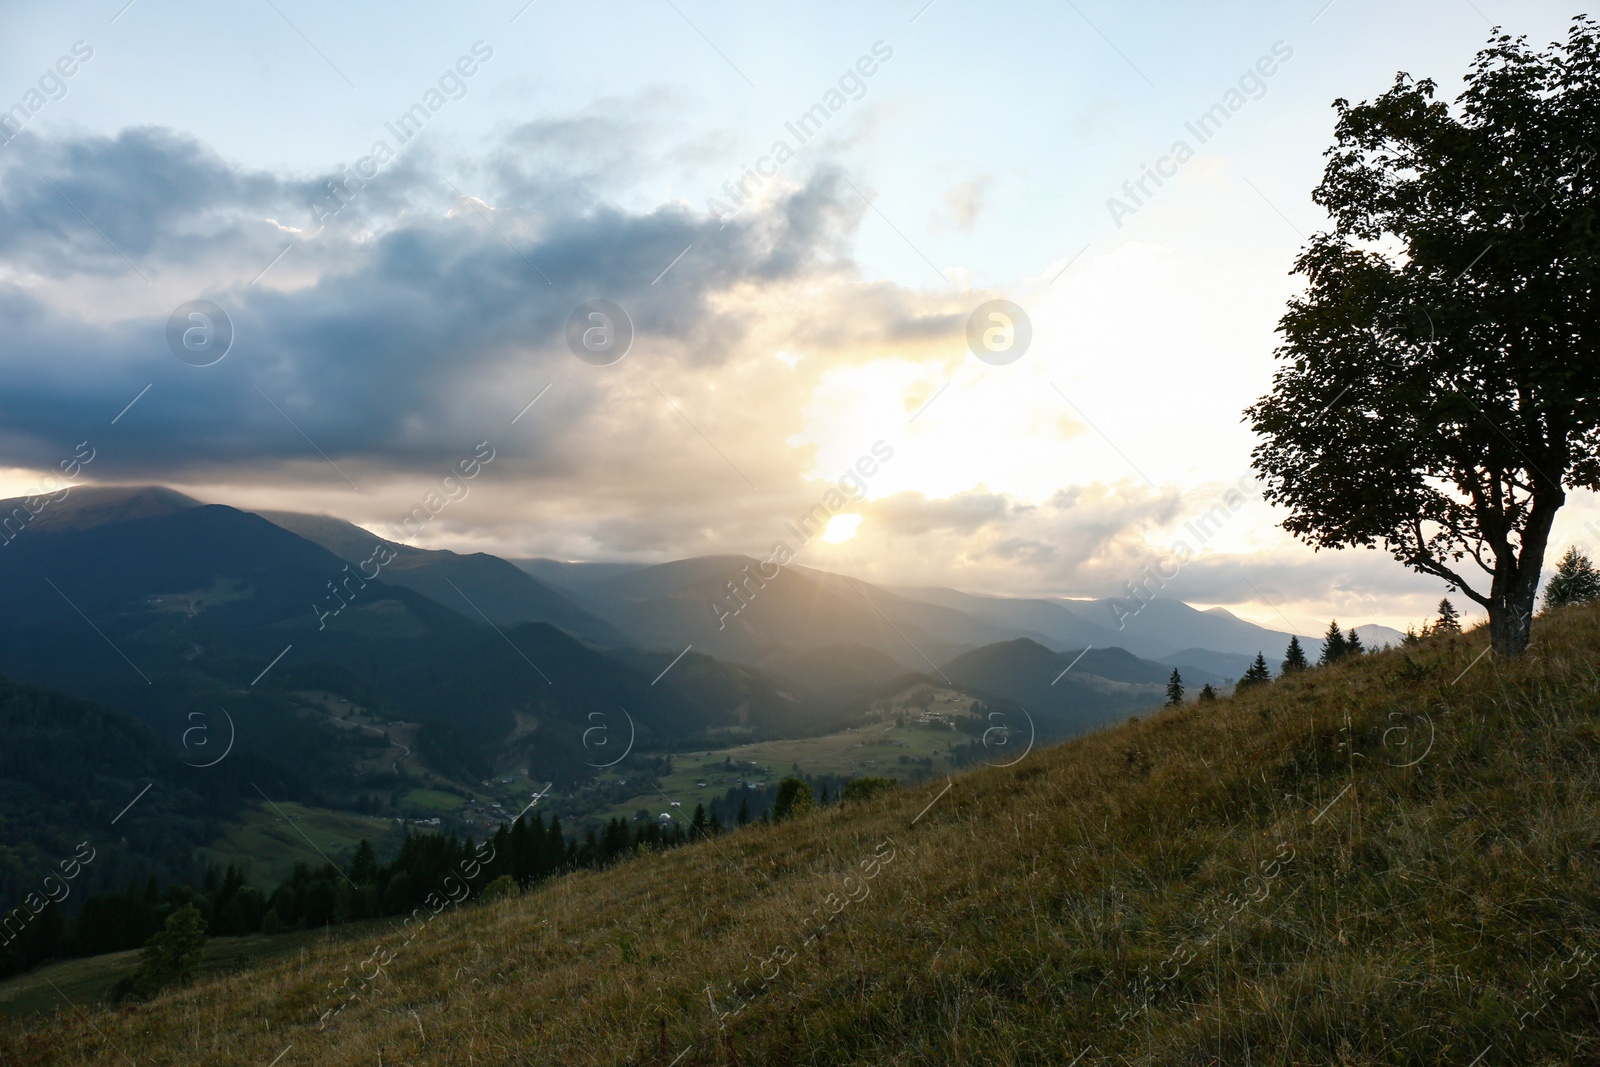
[1408,552,1491,608]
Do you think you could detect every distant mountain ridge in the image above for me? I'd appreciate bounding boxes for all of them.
[515,554,1071,671]
[938,639,1170,738]
[515,554,1401,680]
[1,485,1405,711]
[256,510,628,648]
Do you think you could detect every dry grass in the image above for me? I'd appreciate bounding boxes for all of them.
[8,606,1600,1065]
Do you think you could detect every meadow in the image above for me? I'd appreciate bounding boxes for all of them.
[8,607,1600,1064]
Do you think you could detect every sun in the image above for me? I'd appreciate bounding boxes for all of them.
[820,514,862,544]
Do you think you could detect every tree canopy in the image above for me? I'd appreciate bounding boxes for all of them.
[1247,18,1600,656]
[772,777,817,822]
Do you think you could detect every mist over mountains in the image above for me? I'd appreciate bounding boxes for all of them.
[0,483,1403,907]
[2,484,1400,701]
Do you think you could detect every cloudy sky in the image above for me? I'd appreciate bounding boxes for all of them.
[0,0,1591,633]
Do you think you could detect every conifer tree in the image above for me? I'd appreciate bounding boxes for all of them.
[1543,547,1600,610]
[1165,669,1184,707]
[1319,620,1348,665]
[349,840,378,884]
[1237,653,1272,690]
[1281,635,1309,673]
[1197,683,1218,702]
[1435,599,1461,634]
[1345,628,1365,655]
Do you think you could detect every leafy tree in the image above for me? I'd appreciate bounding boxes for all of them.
[1346,628,1365,655]
[1197,684,1218,702]
[1435,598,1462,634]
[1282,635,1309,673]
[1320,621,1349,666]
[771,777,816,822]
[1544,546,1600,609]
[118,904,207,999]
[1165,669,1185,707]
[1237,653,1272,691]
[1245,19,1600,658]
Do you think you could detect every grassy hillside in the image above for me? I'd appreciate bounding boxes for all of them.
[10,606,1600,1064]
[0,926,365,1020]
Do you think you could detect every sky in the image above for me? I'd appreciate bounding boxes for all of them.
[0,0,1592,634]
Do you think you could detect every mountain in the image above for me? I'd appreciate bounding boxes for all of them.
[0,499,853,812]
[938,638,1169,737]
[888,584,1123,649]
[0,500,496,801]
[0,675,239,930]
[256,511,628,647]
[1162,647,1259,682]
[555,561,1399,679]
[512,558,650,591]
[20,600,1584,1062]
[558,556,1066,670]
[564,561,1414,690]
[0,484,202,536]
[889,579,1337,662]
[0,487,630,650]
[1354,622,1407,649]
[886,584,1321,664]
[753,643,916,700]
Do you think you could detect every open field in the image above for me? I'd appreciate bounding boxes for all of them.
[588,691,976,823]
[196,801,396,887]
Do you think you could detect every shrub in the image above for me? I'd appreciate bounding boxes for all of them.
[772,777,816,822]
[480,874,519,903]
[839,777,899,805]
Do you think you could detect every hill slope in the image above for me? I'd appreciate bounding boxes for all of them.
[11,609,1600,1064]
[257,510,628,647]
[0,501,861,816]
[0,675,238,973]
[938,638,1185,737]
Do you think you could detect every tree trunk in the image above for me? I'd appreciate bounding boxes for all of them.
[1486,488,1562,657]
[1486,592,1535,657]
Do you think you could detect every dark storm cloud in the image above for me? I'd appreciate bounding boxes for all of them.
[0,127,928,485]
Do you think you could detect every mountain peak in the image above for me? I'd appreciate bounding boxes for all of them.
[0,484,202,534]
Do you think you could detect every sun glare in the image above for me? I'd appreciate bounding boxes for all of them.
[820,513,862,544]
